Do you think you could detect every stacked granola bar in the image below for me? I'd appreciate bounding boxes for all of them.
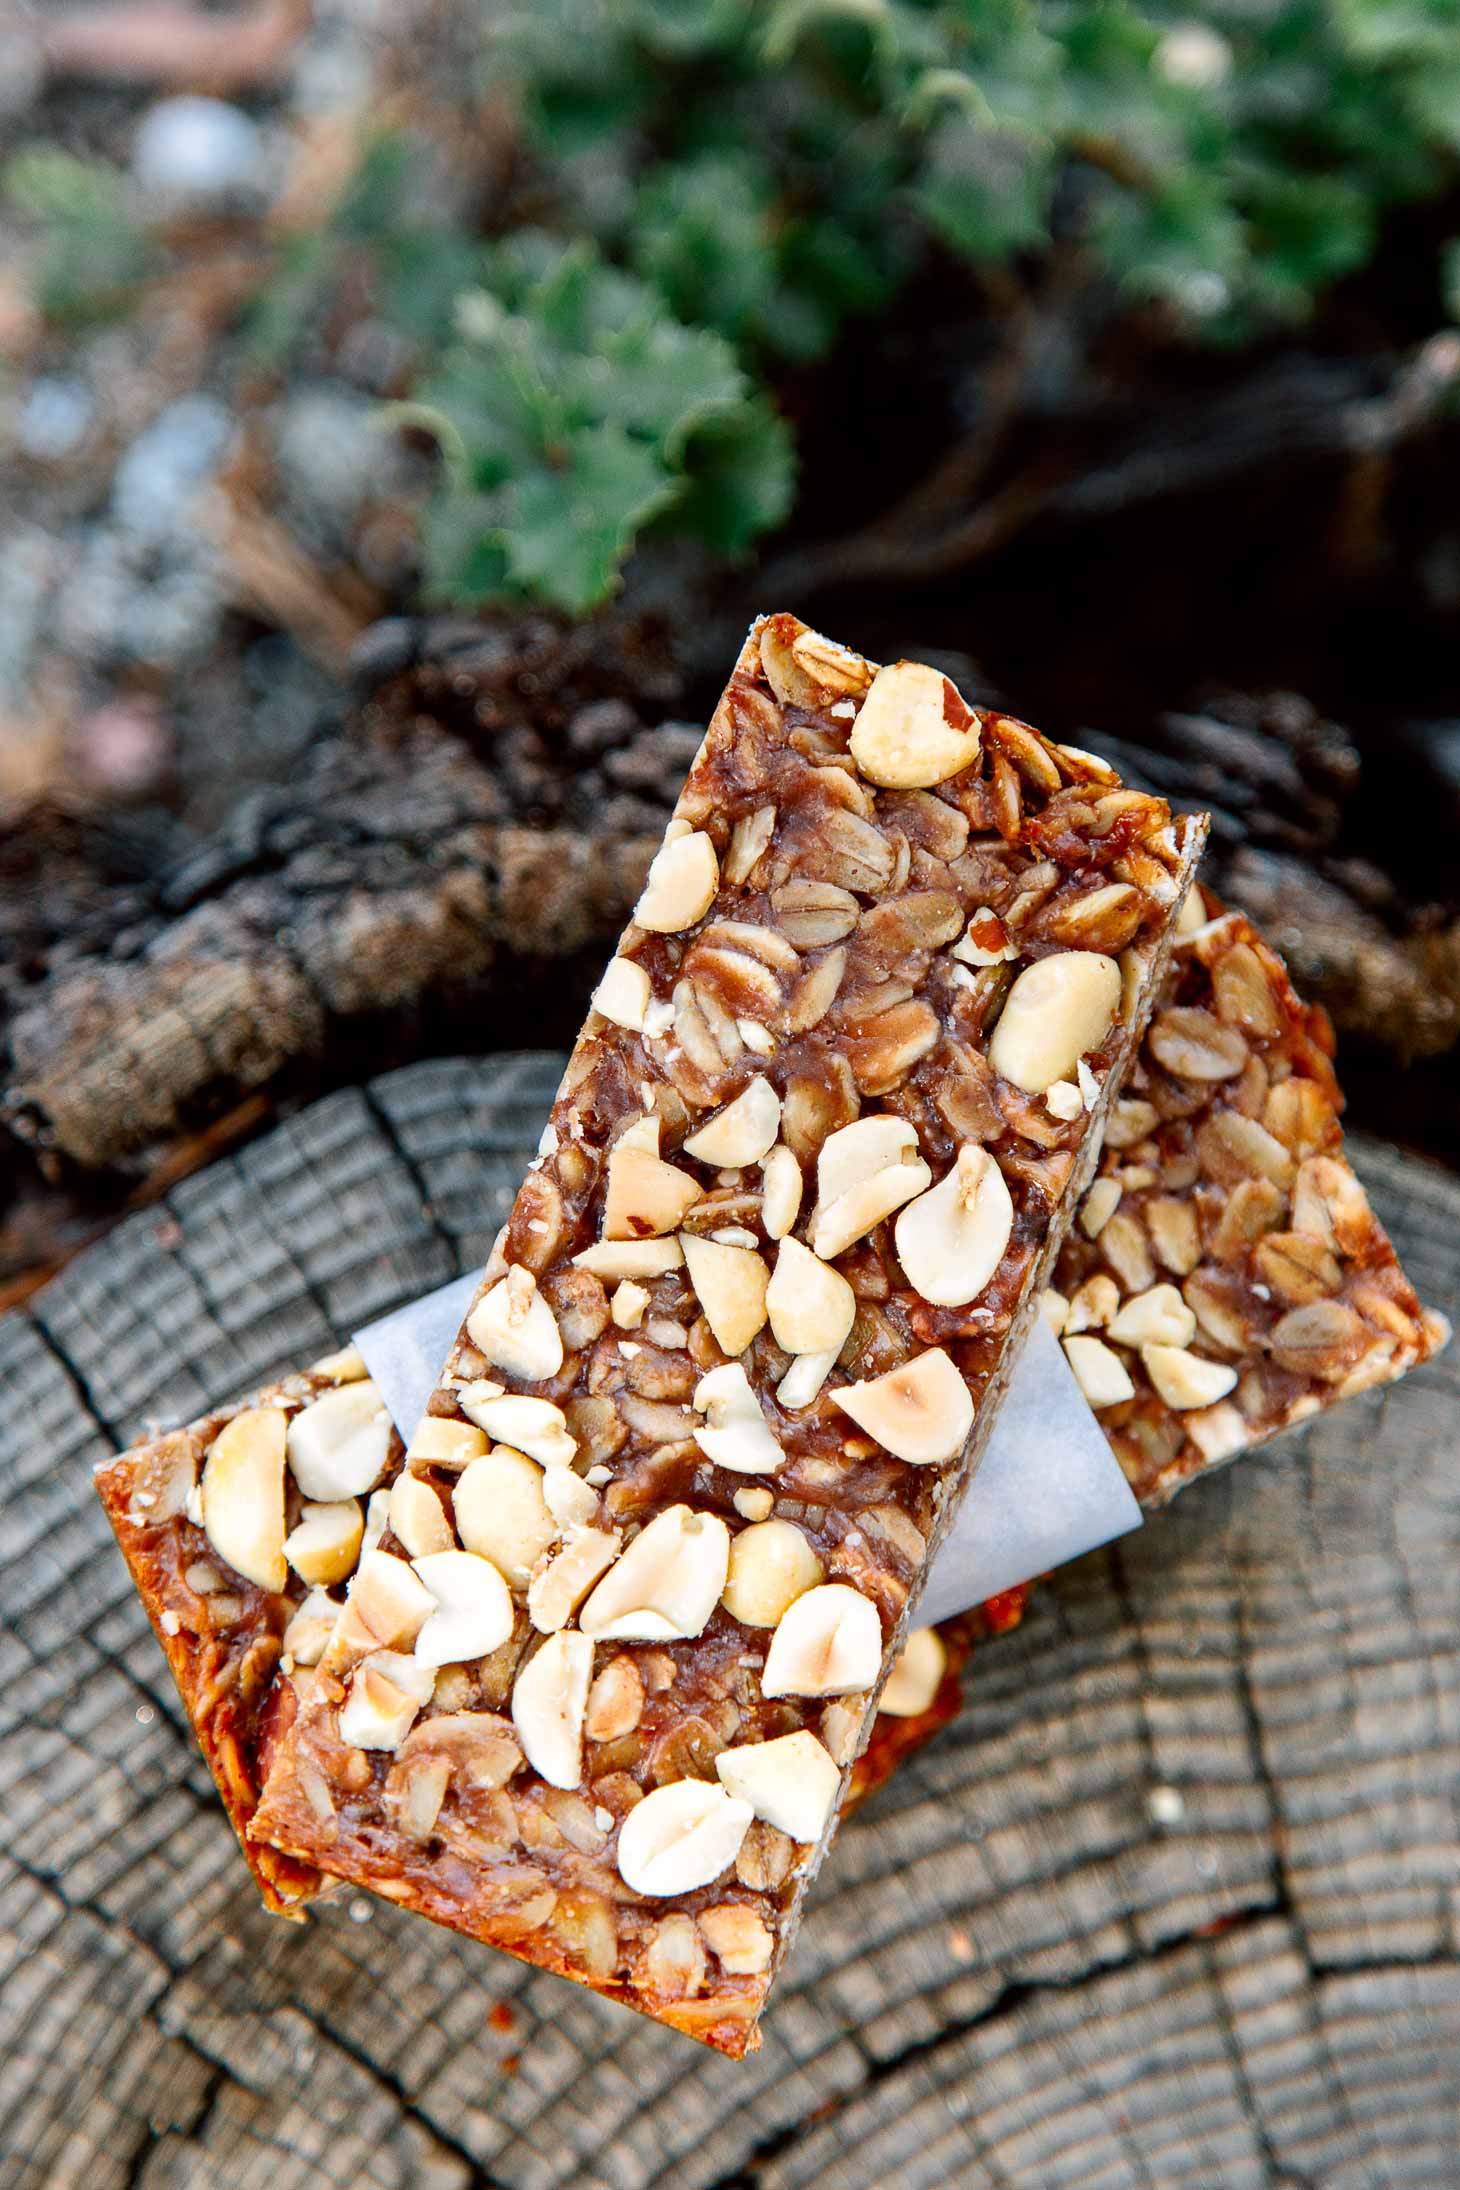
[95,616,1443,2054]
[94,1348,399,1914]
[859,881,1448,1774]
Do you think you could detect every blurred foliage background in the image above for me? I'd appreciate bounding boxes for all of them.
[2,0,1459,1289]
[14,0,1460,614]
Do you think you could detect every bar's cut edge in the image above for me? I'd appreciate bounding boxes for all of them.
[95,1429,323,1917]
[93,1352,396,1918]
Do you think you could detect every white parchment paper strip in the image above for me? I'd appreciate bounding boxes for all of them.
[355,1279,1141,1619]
[915,1316,1141,1621]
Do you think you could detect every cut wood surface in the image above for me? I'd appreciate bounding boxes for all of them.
[2,1052,1457,2190]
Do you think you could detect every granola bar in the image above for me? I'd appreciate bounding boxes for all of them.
[245,613,1205,2052]
[97,868,1444,1933]
[1051,884,1449,1502]
[862,882,1449,1799]
[94,1345,401,1914]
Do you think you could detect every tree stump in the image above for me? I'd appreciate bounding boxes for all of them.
[2,1052,1457,2190]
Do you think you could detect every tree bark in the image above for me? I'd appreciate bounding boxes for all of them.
[7,689,1456,1184]
[0,613,698,1187]
[2,729,655,1171]
[3,1052,1456,2189]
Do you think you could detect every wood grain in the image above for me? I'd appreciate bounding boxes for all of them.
[2,1053,1456,2189]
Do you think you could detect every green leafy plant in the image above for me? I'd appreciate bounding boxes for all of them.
[488,0,1460,354]
[381,0,1460,607]
[24,0,1460,616]
[398,235,794,615]
[3,146,154,323]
